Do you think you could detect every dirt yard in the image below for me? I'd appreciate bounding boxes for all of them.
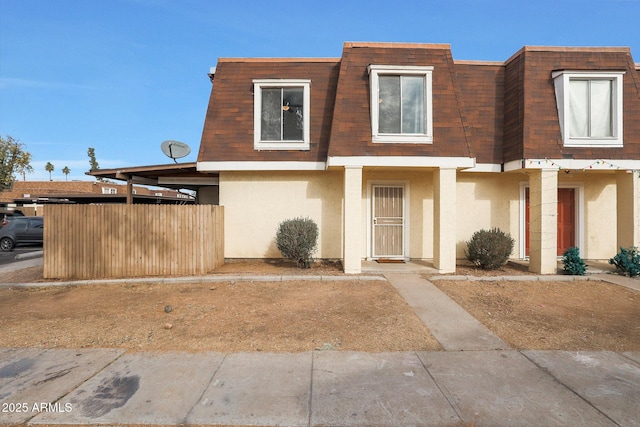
[1,261,639,352]
[0,262,439,352]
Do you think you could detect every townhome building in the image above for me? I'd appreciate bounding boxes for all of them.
[194,42,640,274]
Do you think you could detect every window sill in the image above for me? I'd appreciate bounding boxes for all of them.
[372,135,433,144]
[254,141,310,151]
[563,138,623,148]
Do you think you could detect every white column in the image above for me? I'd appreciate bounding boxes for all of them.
[343,166,362,274]
[529,168,558,274]
[433,167,457,273]
[617,171,640,249]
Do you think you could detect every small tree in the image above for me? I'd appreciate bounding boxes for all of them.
[275,217,318,268]
[45,162,55,181]
[62,166,70,181]
[466,228,514,270]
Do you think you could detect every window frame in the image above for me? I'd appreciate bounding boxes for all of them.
[253,79,311,151]
[552,70,624,148]
[368,65,434,144]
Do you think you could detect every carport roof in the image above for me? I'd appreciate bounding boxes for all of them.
[86,162,218,191]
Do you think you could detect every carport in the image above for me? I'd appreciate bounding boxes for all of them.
[86,162,219,204]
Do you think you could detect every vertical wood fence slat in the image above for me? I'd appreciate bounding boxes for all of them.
[43,205,224,279]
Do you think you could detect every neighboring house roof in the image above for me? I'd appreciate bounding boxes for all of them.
[0,179,193,204]
[197,42,640,169]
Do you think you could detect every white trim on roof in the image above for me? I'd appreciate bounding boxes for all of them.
[197,161,326,171]
[327,156,475,169]
[504,158,640,172]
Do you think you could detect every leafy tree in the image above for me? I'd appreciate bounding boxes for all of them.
[1,135,33,189]
[45,162,55,181]
[87,147,103,181]
[62,166,71,181]
[88,147,99,171]
[16,150,34,180]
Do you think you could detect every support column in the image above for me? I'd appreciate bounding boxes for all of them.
[616,171,640,249]
[343,166,363,274]
[433,167,457,273]
[126,176,133,205]
[529,169,558,274]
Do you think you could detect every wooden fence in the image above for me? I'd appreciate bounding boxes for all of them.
[44,204,224,279]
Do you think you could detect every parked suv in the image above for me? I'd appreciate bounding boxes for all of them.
[0,216,44,251]
[0,210,25,228]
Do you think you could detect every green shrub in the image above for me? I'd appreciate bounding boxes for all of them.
[465,228,514,270]
[561,247,587,275]
[609,246,640,277]
[275,217,318,268]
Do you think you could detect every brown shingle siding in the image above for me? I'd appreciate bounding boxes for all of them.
[519,49,640,160]
[198,60,340,163]
[327,43,470,158]
[198,43,640,168]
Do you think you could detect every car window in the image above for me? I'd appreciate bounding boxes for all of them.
[29,219,44,228]
[10,218,29,228]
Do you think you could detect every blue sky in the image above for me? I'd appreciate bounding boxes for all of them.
[1,0,639,182]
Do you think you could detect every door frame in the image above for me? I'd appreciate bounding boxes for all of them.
[519,182,584,258]
[366,180,410,260]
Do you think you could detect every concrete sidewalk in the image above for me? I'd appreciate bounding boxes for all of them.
[1,267,639,426]
[2,348,639,426]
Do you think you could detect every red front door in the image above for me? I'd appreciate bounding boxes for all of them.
[557,188,575,255]
[525,188,576,256]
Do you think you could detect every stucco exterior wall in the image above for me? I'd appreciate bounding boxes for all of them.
[456,173,522,258]
[577,173,618,259]
[220,168,619,262]
[219,170,343,259]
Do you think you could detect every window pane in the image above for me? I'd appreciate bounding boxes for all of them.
[261,88,281,141]
[282,87,304,141]
[590,80,613,137]
[569,80,589,138]
[401,76,424,133]
[378,75,401,133]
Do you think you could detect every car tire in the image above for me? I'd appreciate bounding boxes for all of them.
[0,237,14,252]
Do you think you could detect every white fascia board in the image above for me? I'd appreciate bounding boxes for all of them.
[197,161,326,171]
[460,163,502,173]
[327,156,475,169]
[505,158,640,171]
[158,177,219,186]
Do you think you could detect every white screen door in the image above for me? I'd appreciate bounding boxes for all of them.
[372,186,405,258]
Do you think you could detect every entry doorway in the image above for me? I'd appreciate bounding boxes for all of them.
[524,187,578,256]
[371,185,405,259]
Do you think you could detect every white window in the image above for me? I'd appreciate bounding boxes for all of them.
[552,71,624,147]
[102,187,117,194]
[253,79,311,150]
[368,65,433,143]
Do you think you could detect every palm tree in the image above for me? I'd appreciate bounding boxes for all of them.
[45,162,54,181]
[62,166,70,181]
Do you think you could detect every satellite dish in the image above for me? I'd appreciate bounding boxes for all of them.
[161,140,191,163]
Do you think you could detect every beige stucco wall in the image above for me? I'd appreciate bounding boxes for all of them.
[456,173,522,258]
[573,172,617,259]
[219,170,343,259]
[220,168,620,263]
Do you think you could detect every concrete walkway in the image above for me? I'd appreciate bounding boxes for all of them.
[1,261,639,426]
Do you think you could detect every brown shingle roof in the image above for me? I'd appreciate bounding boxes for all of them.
[197,43,640,167]
[503,46,640,162]
[198,59,340,163]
